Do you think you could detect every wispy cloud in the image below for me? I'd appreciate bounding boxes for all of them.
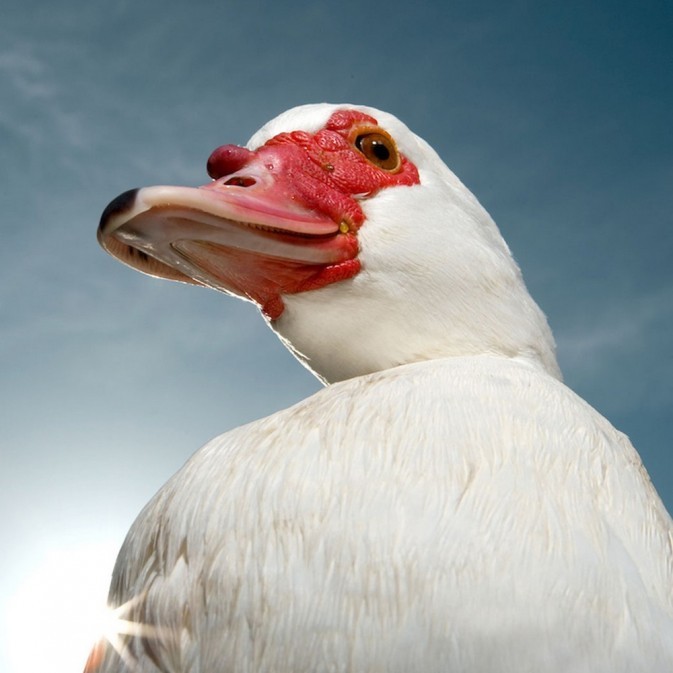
[556,283,673,413]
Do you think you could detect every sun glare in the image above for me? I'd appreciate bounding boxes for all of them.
[6,542,120,673]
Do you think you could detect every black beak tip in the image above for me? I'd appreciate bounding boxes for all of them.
[99,188,139,231]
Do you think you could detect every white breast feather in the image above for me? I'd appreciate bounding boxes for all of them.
[100,357,673,673]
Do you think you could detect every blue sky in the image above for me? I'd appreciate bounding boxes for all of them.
[1,1,672,671]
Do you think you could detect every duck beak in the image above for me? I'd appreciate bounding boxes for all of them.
[98,160,359,319]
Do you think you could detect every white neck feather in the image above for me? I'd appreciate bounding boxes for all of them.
[253,104,560,384]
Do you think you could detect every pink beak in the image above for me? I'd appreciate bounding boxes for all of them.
[98,146,359,319]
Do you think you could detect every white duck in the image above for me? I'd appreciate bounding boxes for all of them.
[94,104,673,673]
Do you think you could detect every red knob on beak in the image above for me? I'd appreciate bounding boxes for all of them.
[207,144,254,180]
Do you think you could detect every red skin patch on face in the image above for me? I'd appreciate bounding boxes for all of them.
[205,110,420,318]
[176,239,361,320]
[260,111,420,229]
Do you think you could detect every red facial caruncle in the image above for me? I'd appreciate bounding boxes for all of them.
[98,110,420,319]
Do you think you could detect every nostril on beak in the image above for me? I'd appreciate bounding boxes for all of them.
[224,176,256,187]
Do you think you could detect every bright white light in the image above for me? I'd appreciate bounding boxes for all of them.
[6,542,119,673]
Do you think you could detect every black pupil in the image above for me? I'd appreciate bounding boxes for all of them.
[370,140,390,161]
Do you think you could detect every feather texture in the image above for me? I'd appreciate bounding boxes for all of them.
[99,356,673,672]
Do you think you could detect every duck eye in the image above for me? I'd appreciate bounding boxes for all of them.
[354,131,401,172]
